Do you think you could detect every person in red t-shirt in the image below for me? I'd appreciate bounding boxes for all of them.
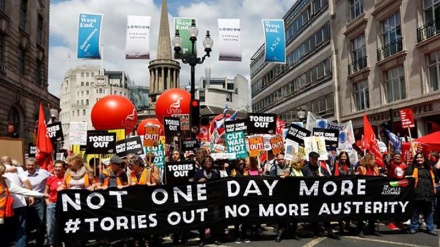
[386,153,409,230]
[44,160,67,247]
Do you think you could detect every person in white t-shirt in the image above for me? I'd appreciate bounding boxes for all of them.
[1,155,34,247]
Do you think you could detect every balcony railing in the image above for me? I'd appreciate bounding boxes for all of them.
[377,38,403,61]
[417,20,440,43]
[348,56,367,75]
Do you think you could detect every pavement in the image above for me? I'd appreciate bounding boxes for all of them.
[26,221,440,247]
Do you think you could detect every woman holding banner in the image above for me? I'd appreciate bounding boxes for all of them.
[194,156,221,246]
[405,153,437,236]
[356,153,383,238]
[333,151,354,234]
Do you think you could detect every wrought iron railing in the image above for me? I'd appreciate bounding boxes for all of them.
[348,56,367,75]
[377,38,403,61]
[417,20,440,43]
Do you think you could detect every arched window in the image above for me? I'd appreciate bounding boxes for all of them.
[7,106,20,138]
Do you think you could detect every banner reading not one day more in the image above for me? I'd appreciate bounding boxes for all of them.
[56,176,414,243]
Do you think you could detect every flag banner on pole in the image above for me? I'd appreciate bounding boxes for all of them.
[305,112,355,153]
[217,19,241,61]
[174,17,196,57]
[56,176,414,244]
[77,13,103,59]
[363,114,385,168]
[385,129,402,153]
[262,19,286,63]
[125,15,151,59]
[35,103,54,170]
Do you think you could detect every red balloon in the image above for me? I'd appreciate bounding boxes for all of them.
[155,89,190,124]
[91,95,138,134]
[137,118,164,136]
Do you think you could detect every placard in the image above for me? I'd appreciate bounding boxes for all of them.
[312,128,339,150]
[269,135,284,155]
[247,135,264,157]
[143,125,160,147]
[69,122,88,145]
[285,124,311,147]
[47,122,64,143]
[225,131,247,158]
[116,136,144,157]
[86,131,116,154]
[399,108,415,128]
[182,139,199,151]
[247,113,276,134]
[225,119,247,133]
[165,161,196,185]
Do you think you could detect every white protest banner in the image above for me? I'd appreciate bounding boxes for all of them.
[69,122,87,145]
[304,136,328,160]
[284,139,299,160]
[218,19,241,61]
[125,15,151,59]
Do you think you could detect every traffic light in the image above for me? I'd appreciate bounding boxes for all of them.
[190,99,200,128]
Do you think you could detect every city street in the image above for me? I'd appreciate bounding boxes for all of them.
[27,222,438,247]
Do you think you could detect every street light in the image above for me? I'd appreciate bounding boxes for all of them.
[172,19,213,130]
[50,108,58,123]
[297,108,306,122]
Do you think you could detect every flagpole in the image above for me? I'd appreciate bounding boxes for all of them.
[408,127,414,156]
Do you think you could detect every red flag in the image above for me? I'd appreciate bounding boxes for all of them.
[35,103,53,170]
[276,117,285,136]
[363,113,384,168]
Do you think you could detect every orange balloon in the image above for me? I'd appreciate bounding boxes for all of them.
[137,118,164,136]
[91,95,138,133]
[155,89,190,124]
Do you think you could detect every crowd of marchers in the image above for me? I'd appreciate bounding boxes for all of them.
[1,147,440,247]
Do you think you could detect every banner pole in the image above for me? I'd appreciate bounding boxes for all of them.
[408,128,414,156]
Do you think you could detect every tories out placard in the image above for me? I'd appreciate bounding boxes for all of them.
[247,114,276,134]
[86,131,116,154]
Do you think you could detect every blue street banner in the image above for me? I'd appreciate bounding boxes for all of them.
[225,131,247,158]
[262,19,286,63]
[77,13,103,59]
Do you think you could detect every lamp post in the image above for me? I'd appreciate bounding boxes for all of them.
[297,108,306,125]
[49,108,58,124]
[172,19,213,131]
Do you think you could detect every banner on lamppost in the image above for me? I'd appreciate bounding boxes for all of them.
[217,19,241,61]
[77,13,103,59]
[174,17,196,57]
[262,19,286,63]
[125,15,151,59]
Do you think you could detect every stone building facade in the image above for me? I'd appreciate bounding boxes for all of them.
[0,0,58,150]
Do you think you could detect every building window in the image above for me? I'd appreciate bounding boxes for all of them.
[428,50,440,91]
[353,80,369,111]
[19,0,27,30]
[385,66,406,102]
[86,99,89,105]
[349,0,363,21]
[349,34,367,74]
[424,0,440,24]
[83,109,86,116]
[86,81,89,86]
[18,49,25,74]
[37,15,43,45]
[81,72,84,77]
[36,61,42,85]
[86,90,89,95]
[0,0,5,11]
[378,12,402,60]
[0,34,4,65]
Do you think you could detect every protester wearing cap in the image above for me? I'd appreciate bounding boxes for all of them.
[302,151,340,240]
[96,155,128,190]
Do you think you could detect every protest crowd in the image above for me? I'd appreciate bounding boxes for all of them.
[1,110,440,247]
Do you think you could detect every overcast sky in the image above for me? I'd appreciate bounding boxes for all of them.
[48,0,294,96]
